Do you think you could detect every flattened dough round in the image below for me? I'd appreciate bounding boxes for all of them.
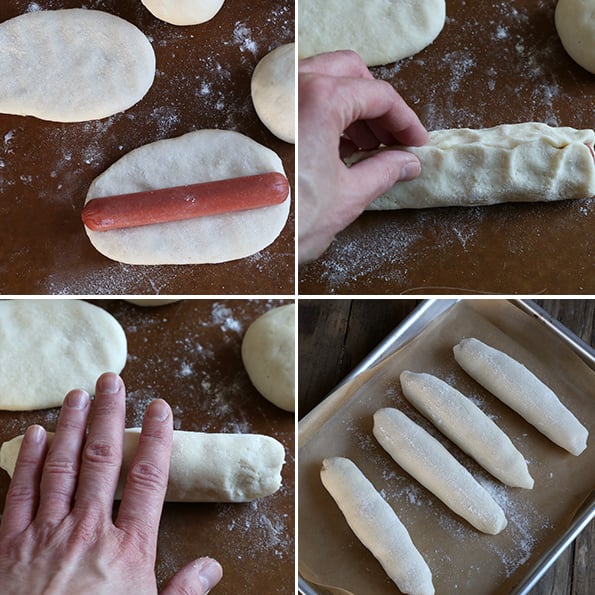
[298,0,446,67]
[251,44,295,143]
[125,299,181,307]
[84,130,291,264]
[555,0,595,74]
[0,300,127,410]
[0,9,155,122]
[141,0,225,25]
[242,304,295,412]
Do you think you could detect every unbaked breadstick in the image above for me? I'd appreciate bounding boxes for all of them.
[453,338,589,456]
[320,457,434,595]
[373,408,507,535]
[0,429,285,502]
[400,371,534,489]
[352,123,595,209]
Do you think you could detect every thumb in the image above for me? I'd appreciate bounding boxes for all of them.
[161,557,223,595]
[346,149,421,209]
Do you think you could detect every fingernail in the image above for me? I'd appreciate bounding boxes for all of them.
[399,159,421,181]
[195,558,223,593]
[147,399,170,421]
[66,389,89,410]
[27,425,45,444]
[97,373,121,394]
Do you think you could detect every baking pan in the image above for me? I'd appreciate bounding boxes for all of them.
[0,299,295,594]
[298,299,595,594]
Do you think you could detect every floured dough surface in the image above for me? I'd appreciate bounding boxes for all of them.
[141,0,225,26]
[321,457,435,595]
[298,0,446,67]
[0,9,155,122]
[0,429,285,502]
[361,123,595,209]
[0,300,127,410]
[84,130,291,264]
[242,303,295,412]
[453,338,589,456]
[373,408,507,535]
[251,43,295,143]
[400,371,534,489]
[555,0,595,74]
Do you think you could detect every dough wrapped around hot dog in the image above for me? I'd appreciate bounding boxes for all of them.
[453,338,589,456]
[400,371,534,488]
[321,457,435,595]
[0,429,285,502]
[352,123,595,209]
[373,408,507,535]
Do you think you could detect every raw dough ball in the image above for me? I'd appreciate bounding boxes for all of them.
[251,44,295,143]
[141,0,225,25]
[298,0,446,67]
[555,0,595,74]
[84,130,290,264]
[0,300,127,410]
[1,429,285,502]
[241,304,295,412]
[0,9,155,122]
[125,299,181,306]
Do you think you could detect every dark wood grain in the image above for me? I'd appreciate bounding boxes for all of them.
[298,299,594,595]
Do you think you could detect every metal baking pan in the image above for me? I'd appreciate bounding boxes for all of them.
[298,299,595,595]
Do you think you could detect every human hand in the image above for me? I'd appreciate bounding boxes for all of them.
[298,50,429,263]
[0,372,222,595]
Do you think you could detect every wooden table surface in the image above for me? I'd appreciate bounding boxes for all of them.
[298,299,594,595]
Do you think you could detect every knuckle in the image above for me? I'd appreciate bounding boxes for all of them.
[6,482,37,504]
[127,459,167,492]
[82,440,119,468]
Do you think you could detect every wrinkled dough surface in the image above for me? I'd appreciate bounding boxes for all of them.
[0,9,155,122]
[141,0,225,25]
[1,429,285,502]
[84,130,290,264]
[357,123,595,209]
[321,457,435,595]
[298,0,446,67]
[0,300,127,410]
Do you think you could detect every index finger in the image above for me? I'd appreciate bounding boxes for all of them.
[299,49,375,80]
[115,399,173,551]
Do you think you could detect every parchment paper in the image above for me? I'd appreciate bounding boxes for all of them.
[299,300,595,595]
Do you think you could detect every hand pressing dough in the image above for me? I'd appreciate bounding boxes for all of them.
[0,300,127,411]
[141,0,225,26]
[320,457,435,595]
[373,408,507,535]
[251,44,295,143]
[241,304,295,412]
[353,123,595,209]
[400,371,534,489]
[298,0,446,67]
[555,0,595,74]
[0,9,155,122]
[453,338,589,456]
[84,130,290,264]
[0,429,285,502]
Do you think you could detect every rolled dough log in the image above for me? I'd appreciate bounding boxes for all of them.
[373,408,507,535]
[84,130,290,264]
[453,338,589,456]
[320,457,434,595]
[555,0,595,74]
[0,9,155,122]
[0,429,285,502]
[298,0,446,67]
[400,371,534,489]
[251,43,295,143]
[0,300,127,411]
[352,123,595,209]
[141,0,225,25]
[241,304,295,412]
